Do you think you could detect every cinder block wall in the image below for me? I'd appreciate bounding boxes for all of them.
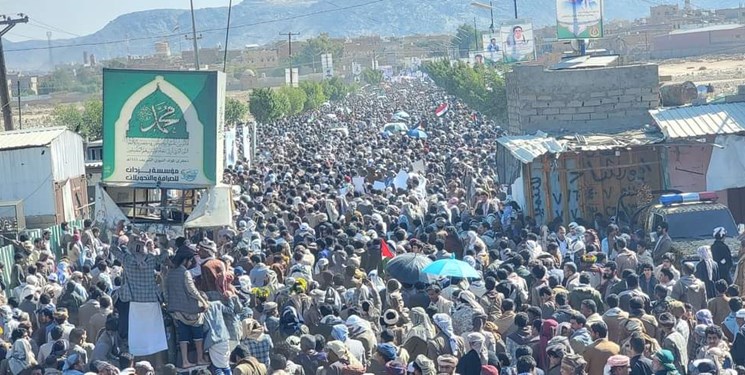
[506,64,660,134]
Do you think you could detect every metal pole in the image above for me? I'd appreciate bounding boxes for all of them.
[222,0,233,73]
[514,0,518,19]
[489,0,495,33]
[16,80,20,129]
[189,0,200,70]
[0,38,12,131]
[473,17,478,51]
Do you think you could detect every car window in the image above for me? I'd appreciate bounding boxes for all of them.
[665,208,738,239]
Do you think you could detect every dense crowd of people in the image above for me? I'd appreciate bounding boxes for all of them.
[0,79,744,375]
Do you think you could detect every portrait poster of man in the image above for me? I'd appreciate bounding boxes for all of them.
[481,33,503,64]
[500,21,535,63]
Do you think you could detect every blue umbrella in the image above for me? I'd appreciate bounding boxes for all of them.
[407,128,428,139]
[422,258,481,279]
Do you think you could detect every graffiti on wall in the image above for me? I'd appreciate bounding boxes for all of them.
[527,150,662,225]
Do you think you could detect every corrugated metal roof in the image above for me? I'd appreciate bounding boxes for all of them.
[497,135,566,164]
[0,127,67,151]
[550,55,620,70]
[499,128,665,163]
[670,24,744,35]
[650,103,745,139]
[562,128,665,151]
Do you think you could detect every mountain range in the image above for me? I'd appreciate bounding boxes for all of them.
[4,0,745,71]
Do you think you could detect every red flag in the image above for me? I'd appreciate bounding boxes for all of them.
[435,103,449,117]
[381,239,395,259]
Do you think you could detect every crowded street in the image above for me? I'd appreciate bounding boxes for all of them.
[0,77,743,375]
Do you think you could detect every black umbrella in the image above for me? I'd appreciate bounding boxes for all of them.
[385,253,434,285]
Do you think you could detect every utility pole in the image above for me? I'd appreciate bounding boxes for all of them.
[46,31,53,69]
[189,0,200,70]
[473,17,479,51]
[185,33,203,69]
[280,32,299,86]
[16,80,20,129]
[0,14,29,131]
[222,0,233,73]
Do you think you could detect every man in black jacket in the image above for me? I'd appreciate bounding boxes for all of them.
[628,335,653,375]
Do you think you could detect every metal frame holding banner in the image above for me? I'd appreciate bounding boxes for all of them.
[556,0,604,39]
[102,69,226,189]
[284,68,299,87]
[500,20,536,63]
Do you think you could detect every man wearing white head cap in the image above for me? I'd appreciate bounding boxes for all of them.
[711,226,733,284]
[605,354,630,375]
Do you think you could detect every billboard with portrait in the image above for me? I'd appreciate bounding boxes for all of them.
[481,33,503,63]
[468,52,486,66]
[556,0,603,39]
[500,21,535,63]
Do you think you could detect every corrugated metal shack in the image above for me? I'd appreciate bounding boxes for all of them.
[0,127,88,228]
[497,128,665,225]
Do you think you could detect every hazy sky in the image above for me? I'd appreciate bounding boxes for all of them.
[0,0,241,42]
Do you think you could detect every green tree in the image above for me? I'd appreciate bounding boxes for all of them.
[299,81,327,110]
[249,88,283,123]
[51,99,103,139]
[273,90,291,117]
[278,87,307,115]
[421,60,507,122]
[80,99,103,139]
[360,68,383,85]
[292,33,344,72]
[321,77,352,101]
[51,104,83,131]
[225,97,249,126]
[453,23,480,57]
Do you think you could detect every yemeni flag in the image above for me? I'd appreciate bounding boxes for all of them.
[435,103,449,117]
[381,239,395,259]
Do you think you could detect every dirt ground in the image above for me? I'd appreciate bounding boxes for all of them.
[656,54,745,96]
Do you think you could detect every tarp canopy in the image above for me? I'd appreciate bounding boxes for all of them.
[184,184,234,229]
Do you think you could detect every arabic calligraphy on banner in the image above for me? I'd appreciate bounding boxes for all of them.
[102,69,226,187]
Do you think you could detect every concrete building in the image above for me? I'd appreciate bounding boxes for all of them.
[6,73,39,96]
[505,62,660,135]
[651,24,745,59]
[242,49,279,69]
[716,7,745,21]
[154,41,172,57]
[498,60,664,224]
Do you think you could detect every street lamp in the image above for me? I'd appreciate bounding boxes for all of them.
[471,1,495,33]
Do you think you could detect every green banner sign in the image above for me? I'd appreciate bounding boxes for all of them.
[102,69,225,188]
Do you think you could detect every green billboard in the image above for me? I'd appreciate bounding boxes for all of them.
[102,69,225,188]
[556,0,604,40]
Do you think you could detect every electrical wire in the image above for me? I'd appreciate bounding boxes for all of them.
[5,0,386,53]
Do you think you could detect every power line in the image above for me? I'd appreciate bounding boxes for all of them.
[29,19,81,37]
[5,0,386,53]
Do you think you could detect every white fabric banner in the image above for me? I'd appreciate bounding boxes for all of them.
[225,128,237,167]
[707,135,745,191]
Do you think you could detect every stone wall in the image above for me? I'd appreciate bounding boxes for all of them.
[506,64,660,134]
